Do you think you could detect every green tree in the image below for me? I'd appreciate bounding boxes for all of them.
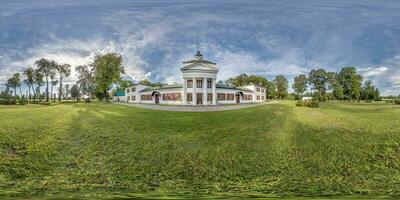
[292,74,307,98]
[273,75,288,100]
[308,69,328,101]
[49,71,58,102]
[326,72,344,100]
[56,63,71,102]
[76,65,95,100]
[35,58,56,102]
[362,80,375,101]
[225,73,268,87]
[23,67,35,101]
[117,79,133,91]
[33,69,44,101]
[338,67,363,101]
[70,84,80,102]
[374,88,380,101]
[8,73,21,98]
[266,81,276,99]
[93,53,124,102]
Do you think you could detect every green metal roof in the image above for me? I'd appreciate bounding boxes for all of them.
[114,90,125,96]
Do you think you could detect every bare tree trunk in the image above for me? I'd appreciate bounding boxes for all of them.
[45,75,49,102]
[50,84,53,101]
[58,76,62,102]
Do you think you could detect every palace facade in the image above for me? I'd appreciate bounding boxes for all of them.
[118,52,266,105]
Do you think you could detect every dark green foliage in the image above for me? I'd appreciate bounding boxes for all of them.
[308,69,328,101]
[225,73,269,87]
[395,100,400,104]
[292,74,307,96]
[273,75,288,99]
[93,53,124,102]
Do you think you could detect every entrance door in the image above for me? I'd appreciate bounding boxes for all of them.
[197,93,203,105]
[236,94,240,103]
[155,94,160,104]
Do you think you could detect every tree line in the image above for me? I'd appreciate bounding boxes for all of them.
[225,66,380,102]
[0,53,124,104]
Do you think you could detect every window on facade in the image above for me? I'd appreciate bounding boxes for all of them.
[187,93,192,101]
[127,96,130,101]
[132,87,136,92]
[207,93,212,101]
[187,80,193,88]
[132,96,136,101]
[217,93,226,100]
[261,96,264,100]
[207,80,212,88]
[256,87,260,92]
[227,94,234,100]
[162,93,181,101]
[196,80,203,88]
[127,89,130,93]
[141,95,152,101]
[257,95,260,100]
[261,88,264,93]
[243,94,252,100]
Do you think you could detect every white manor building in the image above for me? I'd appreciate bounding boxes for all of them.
[118,51,266,105]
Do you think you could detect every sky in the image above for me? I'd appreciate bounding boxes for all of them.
[0,0,400,95]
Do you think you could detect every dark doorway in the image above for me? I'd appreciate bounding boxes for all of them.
[236,94,240,103]
[197,93,203,105]
[155,94,160,104]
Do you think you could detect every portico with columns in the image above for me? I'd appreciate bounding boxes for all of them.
[180,51,218,105]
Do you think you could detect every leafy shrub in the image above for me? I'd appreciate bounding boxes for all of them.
[395,100,400,105]
[296,99,319,108]
[84,98,91,103]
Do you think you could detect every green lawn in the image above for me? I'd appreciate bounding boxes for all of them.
[0,101,399,199]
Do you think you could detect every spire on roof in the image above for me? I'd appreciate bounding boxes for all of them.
[195,51,203,60]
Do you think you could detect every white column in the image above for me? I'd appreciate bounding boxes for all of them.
[192,77,196,105]
[203,77,207,105]
[212,78,217,105]
[182,78,187,105]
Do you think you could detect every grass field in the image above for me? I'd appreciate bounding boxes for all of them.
[0,101,399,199]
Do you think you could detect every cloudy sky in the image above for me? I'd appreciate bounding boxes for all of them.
[1,0,400,95]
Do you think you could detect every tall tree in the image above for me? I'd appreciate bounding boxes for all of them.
[70,84,80,102]
[35,58,55,102]
[76,65,94,100]
[308,69,328,101]
[33,69,44,102]
[374,88,380,101]
[56,63,71,101]
[266,81,276,99]
[93,53,124,102]
[339,67,362,101]
[51,79,58,102]
[8,73,21,98]
[362,80,375,101]
[273,75,288,100]
[50,71,57,101]
[292,74,307,97]
[23,67,35,101]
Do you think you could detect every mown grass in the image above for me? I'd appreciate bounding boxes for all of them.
[0,101,399,199]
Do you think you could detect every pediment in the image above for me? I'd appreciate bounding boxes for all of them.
[180,63,218,72]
